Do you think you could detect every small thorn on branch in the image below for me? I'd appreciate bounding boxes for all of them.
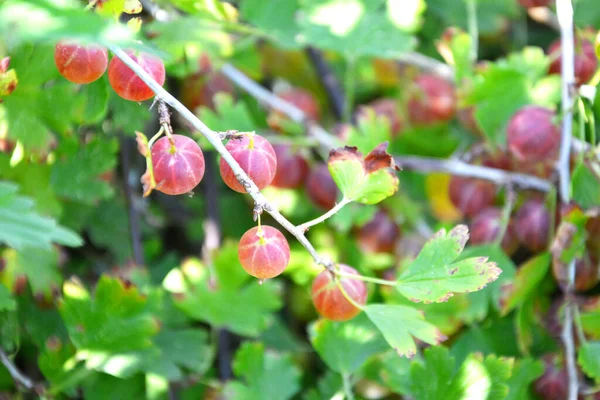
[218,130,242,141]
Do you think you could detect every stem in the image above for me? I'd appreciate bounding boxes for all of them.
[335,271,397,286]
[0,349,34,390]
[342,373,354,400]
[493,185,516,247]
[465,0,478,62]
[107,45,335,271]
[343,57,356,123]
[297,198,351,232]
[148,126,165,149]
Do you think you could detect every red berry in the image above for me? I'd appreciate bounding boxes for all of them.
[219,134,277,193]
[548,38,598,86]
[514,199,550,252]
[518,0,551,8]
[507,106,560,163]
[268,88,320,131]
[586,215,600,256]
[356,98,403,136]
[356,210,400,254]
[449,176,497,217]
[238,226,290,279]
[305,163,338,210]
[151,134,205,195]
[469,207,518,254]
[270,144,309,189]
[407,74,456,125]
[553,254,600,292]
[54,41,108,84]
[108,50,165,102]
[534,355,568,400]
[311,265,367,321]
[181,72,235,112]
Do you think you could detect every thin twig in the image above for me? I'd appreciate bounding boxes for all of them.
[555,0,578,398]
[0,349,34,390]
[305,46,345,120]
[297,198,351,232]
[397,52,455,82]
[107,45,334,270]
[394,156,553,192]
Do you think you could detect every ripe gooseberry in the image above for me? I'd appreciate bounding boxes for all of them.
[518,0,551,8]
[311,265,367,321]
[514,198,550,252]
[238,225,290,279]
[507,106,560,163]
[108,50,165,102]
[407,74,456,125]
[469,207,519,254]
[552,255,600,292]
[548,37,598,86]
[534,355,568,400]
[356,210,401,254]
[270,144,310,189]
[151,134,205,195]
[219,134,277,193]
[54,41,108,84]
[356,98,403,136]
[449,176,497,217]
[305,163,339,210]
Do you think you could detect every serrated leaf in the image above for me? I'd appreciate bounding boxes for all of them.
[346,107,393,154]
[572,162,600,209]
[0,285,15,311]
[409,346,456,400]
[223,342,301,400]
[162,242,282,337]
[328,143,399,204]
[0,181,82,250]
[578,342,600,382]
[308,314,387,374]
[397,226,502,303]
[3,247,61,296]
[365,304,446,358]
[500,253,551,315]
[198,93,257,132]
[505,358,544,400]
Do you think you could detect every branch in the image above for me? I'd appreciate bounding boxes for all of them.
[0,349,34,391]
[555,0,579,398]
[396,52,454,82]
[305,47,345,120]
[297,198,351,232]
[107,45,333,270]
[394,156,553,192]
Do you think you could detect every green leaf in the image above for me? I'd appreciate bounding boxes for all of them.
[308,314,387,374]
[409,346,456,400]
[223,342,301,400]
[3,247,61,296]
[198,93,257,133]
[239,0,301,49]
[328,143,399,204]
[0,181,82,249]
[500,252,551,315]
[365,304,446,358]
[51,137,119,204]
[162,243,282,337]
[505,358,544,400]
[82,373,145,400]
[345,109,393,154]
[572,162,600,209]
[578,342,600,383]
[397,226,502,303]
[0,285,15,312]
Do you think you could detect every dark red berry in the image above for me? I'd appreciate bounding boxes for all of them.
[407,74,456,125]
[469,207,519,254]
[305,164,338,210]
[356,210,401,254]
[514,199,550,252]
[507,106,560,163]
[548,38,598,86]
[518,0,551,8]
[449,176,497,217]
[270,144,310,189]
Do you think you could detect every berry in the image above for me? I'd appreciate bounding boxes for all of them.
[449,176,497,217]
[534,355,568,400]
[270,144,309,189]
[311,265,367,321]
[151,134,205,195]
[469,207,519,254]
[356,210,400,254]
[586,215,600,256]
[181,72,235,112]
[268,88,320,131]
[356,98,403,136]
[507,106,560,163]
[407,74,456,125]
[548,38,598,86]
[514,199,550,252]
[518,0,551,8]
[108,50,165,102]
[54,41,108,84]
[238,226,290,279]
[552,255,600,292]
[219,134,277,193]
[305,163,338,210]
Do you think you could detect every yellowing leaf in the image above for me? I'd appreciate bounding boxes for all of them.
[124,0,142,14]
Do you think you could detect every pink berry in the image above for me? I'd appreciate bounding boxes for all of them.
[271,144,310,189]
[407,74,456,125]
[311,265,367,321]
[449,176,497,217]
[356,210,401,254]
[238,226,290,279]
[108,50,165,102]
[507,106,560,163]
[469,207,518,254]
[219,134,277,193]
[54,41,108,84]
[548,38,598,86]
[514,199,550,252]
[151,135,205,195]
